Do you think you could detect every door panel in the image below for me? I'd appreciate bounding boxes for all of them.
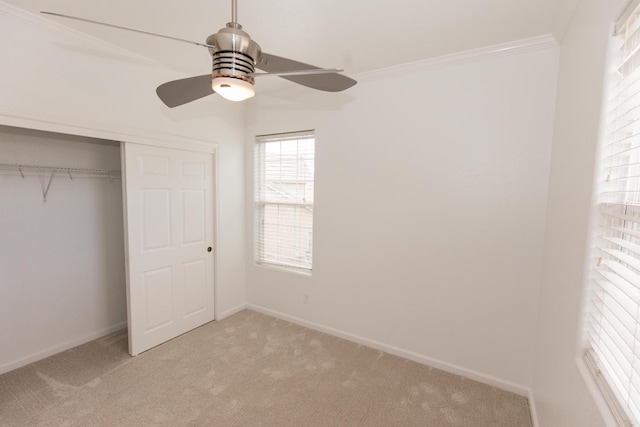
[142,189,171,251]
[182,190,206,244]
[144,267,174,331]
[123,143,215,355]
[183,259,207,316]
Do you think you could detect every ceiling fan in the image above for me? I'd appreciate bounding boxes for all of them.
[41,0,357,107]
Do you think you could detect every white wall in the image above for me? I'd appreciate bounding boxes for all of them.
[0,2,246,368]
[244,43,559,391]
[0,126,125,371]
[531,0,627,425]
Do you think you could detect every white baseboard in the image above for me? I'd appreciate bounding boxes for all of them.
[247,303,531,397]
[218,303,247,320]
[529,389,539,427]
[0,321,127,375]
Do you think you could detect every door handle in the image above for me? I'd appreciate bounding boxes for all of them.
[207,246,212,252]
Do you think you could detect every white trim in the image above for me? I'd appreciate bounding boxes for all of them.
[120,142,133,357]
[212,150,221,324]
[576,356,622,427]
[218,303,247,320]
[584,351,631,425]
[528,389,540,427]
[0,321,127,375]
[0,106,217,153]
[255,261,313,277]
[246,303,530,397]
[355,34,559,83]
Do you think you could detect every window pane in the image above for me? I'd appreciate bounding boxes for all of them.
[261,204,313,269]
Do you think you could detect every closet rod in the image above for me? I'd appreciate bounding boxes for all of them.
[0,162,121,178]
[0,162,121,202]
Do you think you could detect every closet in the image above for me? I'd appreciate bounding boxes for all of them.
[0,124,217,372]
[0,125,126,373]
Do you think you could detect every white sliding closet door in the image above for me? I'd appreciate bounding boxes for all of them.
[122,142,215,356]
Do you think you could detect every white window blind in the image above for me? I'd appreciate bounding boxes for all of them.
[584,5,640,426]
[254,131,315,271]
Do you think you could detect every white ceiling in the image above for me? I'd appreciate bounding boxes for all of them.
[6,0,570,78]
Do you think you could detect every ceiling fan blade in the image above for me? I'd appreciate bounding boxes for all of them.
[156,75,214,108]
[258,52,357,92]
[248,68,344,78]
[40,11,215,49]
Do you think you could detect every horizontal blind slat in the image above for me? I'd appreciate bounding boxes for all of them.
[598,311,636,358]
[612,226,640,239]
[606,237,640,260]
[600,206,640,223]
[597,343,633,388]
[602,248,640,270]
[601,259,640,289]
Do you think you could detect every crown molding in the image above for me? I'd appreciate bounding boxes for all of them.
[0,1,154,64]
[355,34,559,83]
[0,105,217,153]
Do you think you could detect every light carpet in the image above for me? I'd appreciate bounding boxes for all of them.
[0,310,532,426]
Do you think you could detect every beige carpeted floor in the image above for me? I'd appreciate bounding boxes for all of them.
[0,310,532,426]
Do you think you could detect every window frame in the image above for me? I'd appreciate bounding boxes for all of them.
[253,130,316,273]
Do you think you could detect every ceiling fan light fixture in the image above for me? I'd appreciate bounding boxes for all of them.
[211,76,255,102]
[41,0,357,108]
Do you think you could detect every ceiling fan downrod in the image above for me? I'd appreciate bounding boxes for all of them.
[231,0,237,24]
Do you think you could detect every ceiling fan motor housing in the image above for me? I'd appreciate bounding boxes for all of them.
[207,23,261,85]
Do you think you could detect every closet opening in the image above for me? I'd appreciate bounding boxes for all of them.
[0,124,126,374]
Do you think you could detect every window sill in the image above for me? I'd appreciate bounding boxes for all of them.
[255,261,312,277]
[575,355,625,427]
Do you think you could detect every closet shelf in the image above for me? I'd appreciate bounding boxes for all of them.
[0,162,121,202]
[0,162,121,178]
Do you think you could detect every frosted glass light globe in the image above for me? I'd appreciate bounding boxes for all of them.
[211,76,255,102]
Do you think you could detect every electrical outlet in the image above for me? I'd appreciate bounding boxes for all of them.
[303,293,309,304]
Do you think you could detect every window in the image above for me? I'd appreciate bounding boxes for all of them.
[254,131,315,271]
[583,3,640,425]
